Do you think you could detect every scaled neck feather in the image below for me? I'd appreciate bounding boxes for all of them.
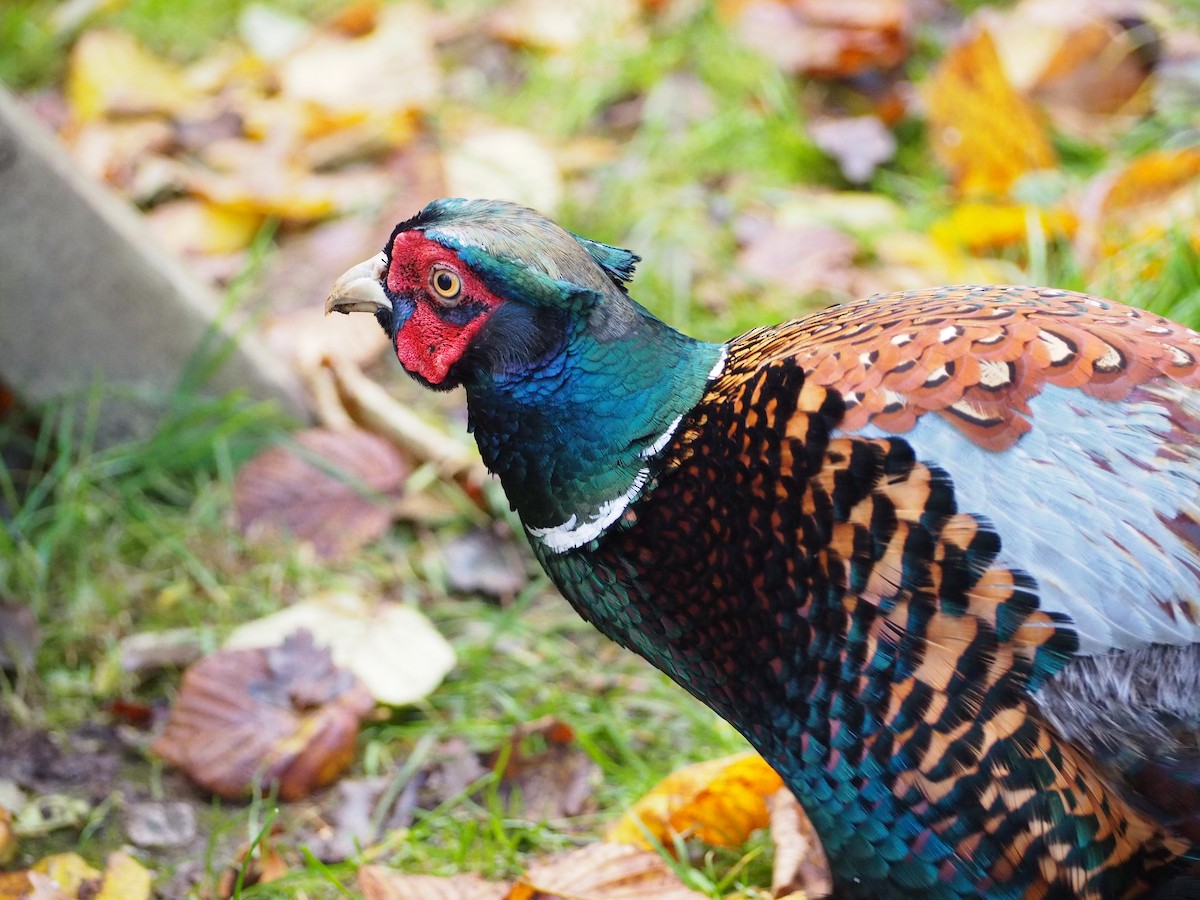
[464,303,723,552]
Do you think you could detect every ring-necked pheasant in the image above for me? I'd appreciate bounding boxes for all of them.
[326,199,1200,898]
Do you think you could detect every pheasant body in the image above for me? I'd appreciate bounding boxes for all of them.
[327,200,1200,898]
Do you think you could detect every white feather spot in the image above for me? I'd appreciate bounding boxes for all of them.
[890,332,913,346]
[527,468,650,554]
[939,325,960,343]
[978,359,1012,388]
[708,347,728,381]
[1096,344,1122,372]
[640,416,682,459]
[1038,330,1073,364]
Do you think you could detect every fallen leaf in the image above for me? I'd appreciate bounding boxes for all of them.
[930,202,1077,253]
[736,223,860,296]
[217,832,289,899]
[769,789,832,899]
[141,200,265,257]
[810,115,896,184]
[513,843,708,900]
[66,29,199,122]
[226,592,456,706]
[359,866,508,900]
[1030,15,1157,117]
[925,27,1056,197]
[327,358,482,478]
[1076,147,1200,264]
[723,0,910,78]
[443,126,563,213]
[234,428,408,560]
[487,0,641,53]
[153,629,375,800]
[116,627,208,675]
[94,851,153,900]
[31,854,100,896]
[0,804,14,867]
[123,801,197,849]
[441,529,527,599]
[606,752,783,849]
[491,717,599,821]
[279,3,440,120]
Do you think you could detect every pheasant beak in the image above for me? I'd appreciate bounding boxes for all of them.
[324,253,390,316]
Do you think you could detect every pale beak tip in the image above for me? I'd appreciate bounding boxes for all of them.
[324,252,390,317]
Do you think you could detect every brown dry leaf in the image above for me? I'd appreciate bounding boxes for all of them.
[513,843,707,900]
[66,29,199,122]
[1030,16,1157,118]
[925,27,1056,198]
[359,866,508,900]
[721,0,910,79]
[225,592,456,706]
[0,871,32,900]
[152,629,375,800]
[930,202,1077,253]
[1096,147,1200,218]
[217,836,289,899]
[279,3,439,121]
[327,358,482,478]
[769,789,832,899]
[491,717,599,821]
[234,427,407,560]
[606,751,783,849]
[443,126,563,213]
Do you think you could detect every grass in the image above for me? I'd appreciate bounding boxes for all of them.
[3,0,1200,896]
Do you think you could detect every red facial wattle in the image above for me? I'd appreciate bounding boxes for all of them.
[385,231,502,386]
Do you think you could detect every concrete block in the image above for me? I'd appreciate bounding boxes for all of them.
[0,86,308,442]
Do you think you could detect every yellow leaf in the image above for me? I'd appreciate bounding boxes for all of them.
[606,752,783,849]
[925,28,1056,198]
[32,853,101,894]
[95,852,152,900]
[142,200,265,256]
[930,202,1076,252]
[66,30,199,122]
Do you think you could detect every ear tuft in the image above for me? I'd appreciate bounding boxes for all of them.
[572,234,640,287]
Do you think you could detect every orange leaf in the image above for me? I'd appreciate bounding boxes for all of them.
[1098,148,1200,218]
[925,28,1055,198]
[606,752,783,849]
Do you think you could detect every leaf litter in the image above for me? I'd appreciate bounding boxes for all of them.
[9,0,1200,895]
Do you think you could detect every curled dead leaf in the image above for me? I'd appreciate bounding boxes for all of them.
[226,593,456,707]
[490,717,599,821]
[769,789,832,899]
[606,751,783,849]
[234,427,408,560]
[153,629,374,800]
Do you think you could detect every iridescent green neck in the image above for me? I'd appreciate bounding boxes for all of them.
[464,306,723,553]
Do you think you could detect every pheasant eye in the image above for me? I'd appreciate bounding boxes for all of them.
[429,266,462,305]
